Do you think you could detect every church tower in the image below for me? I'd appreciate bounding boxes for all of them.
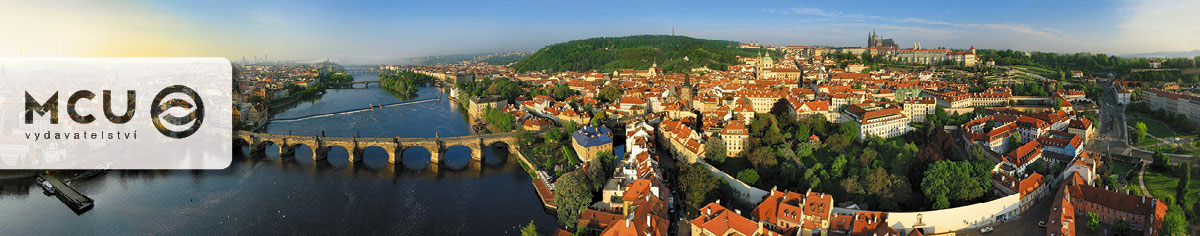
[680,75,694,110]
[868,28,880,48]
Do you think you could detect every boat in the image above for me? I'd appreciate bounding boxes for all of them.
[35,176,54,194]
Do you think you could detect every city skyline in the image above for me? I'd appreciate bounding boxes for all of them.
[1,0,1197,64]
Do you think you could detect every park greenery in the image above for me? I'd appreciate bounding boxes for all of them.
[481,107,517,132]
[259,70,352,106]
[697,100,991,212]
[676,162,730,213]
[512,35,779,74]
[920,160,994,209]
[379,71,434,96]
[1127,102,1199,134]
[319,71,355,84]
[554,151,617,231]
[1134,122,1149,144]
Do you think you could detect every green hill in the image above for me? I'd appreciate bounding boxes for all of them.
[511,35,777,74]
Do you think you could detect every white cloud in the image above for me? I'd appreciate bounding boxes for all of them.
[788,7,840,17]
[1110,0,1200,53]
[253,11,282,25]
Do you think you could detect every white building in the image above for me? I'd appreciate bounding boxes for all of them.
[842,102,912,139]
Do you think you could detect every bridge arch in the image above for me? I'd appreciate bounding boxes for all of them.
[400,145,433,168]
[320,145,352,167]
[484,140,514,164]
[442,145,474,169]
[285,143,315,161]
[358,146,395,166]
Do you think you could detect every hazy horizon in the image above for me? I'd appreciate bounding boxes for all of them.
[2,0,1198,64]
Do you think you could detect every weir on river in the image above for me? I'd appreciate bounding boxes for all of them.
[270,97,440,122]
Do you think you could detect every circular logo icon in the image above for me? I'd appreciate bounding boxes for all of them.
[151,85,205,139]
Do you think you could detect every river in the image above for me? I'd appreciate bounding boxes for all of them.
[0,72,562,235]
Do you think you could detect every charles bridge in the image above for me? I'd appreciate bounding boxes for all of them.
[235,130,532,163]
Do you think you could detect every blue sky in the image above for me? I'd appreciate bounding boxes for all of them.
[1,0,1197,63]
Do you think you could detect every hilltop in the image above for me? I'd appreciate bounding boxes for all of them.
[511,35,777,74]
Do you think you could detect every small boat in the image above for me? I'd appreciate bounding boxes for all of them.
[36,176,55,194]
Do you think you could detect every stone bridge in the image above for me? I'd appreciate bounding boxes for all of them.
[235,130,528,163]
[335,80,380,89]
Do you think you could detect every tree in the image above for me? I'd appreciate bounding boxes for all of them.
[1086,212,1100,230]
[554,171,593,230]
[597,84,622,103]
[515,127,534,145]
[1178,164,1190,208]
[589,111,608,127]
[544,128,564,145]
[747,147,777,167]
[794,142,813,159]
[932,195,950,210]
[1153,151,1170,170]
[704,137,727,164]
[1134,122,1149,144]
[839,122,861,141]
[521,220,541,236]
[831,155,848,179]
[678,163,722,209]
[969,145,986,160]
[737,169,760,186]
[1161,206,1188,236]
[586,152,615,191]
[921,160,991,208]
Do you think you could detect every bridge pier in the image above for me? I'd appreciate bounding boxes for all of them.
[348,148,362,162]
[279,144,297,157]
[470,144,483,161]
[314,146,329,161]
[430,149,443,163]
[384,146,399,164]
[248,141,267,154]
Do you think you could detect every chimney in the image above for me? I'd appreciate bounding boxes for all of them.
[707,208,711,216]
[626,218,631,228]
[646,215,651,226]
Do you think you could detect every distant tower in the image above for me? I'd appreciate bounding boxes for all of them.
[680,76,694,110]
[868,28,880,48]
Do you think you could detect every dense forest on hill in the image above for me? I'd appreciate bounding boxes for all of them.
[511,35,779,74]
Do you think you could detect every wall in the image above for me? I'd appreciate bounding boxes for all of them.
[880,194,1020,234]
[699,162,769,204]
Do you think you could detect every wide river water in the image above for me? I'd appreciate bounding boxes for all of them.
[0,72,576,235]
